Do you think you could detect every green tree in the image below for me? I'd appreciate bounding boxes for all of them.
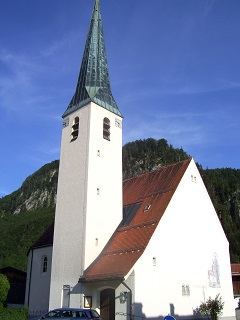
[194,294,224,320]
[0,273,10,308]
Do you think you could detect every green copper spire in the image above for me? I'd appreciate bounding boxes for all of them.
[63,0,122,118]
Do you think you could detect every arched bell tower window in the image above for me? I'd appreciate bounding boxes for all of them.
[42,256,48,273]
[71,117,79,141]
[103,117,110,141]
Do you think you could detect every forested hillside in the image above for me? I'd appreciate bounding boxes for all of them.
[200,168,240,262]
[122,138,189,179]
[0,161,58,270]
[0,138,239,271]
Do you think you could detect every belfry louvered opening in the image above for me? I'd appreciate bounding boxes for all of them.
[103,117,110,141]
[71,117,80,141]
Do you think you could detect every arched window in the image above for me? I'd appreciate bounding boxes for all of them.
[42,256,48,273]
[103,117,110,141]
[71,117,79,141]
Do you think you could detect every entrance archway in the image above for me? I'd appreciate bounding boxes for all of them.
[100,288,115,320]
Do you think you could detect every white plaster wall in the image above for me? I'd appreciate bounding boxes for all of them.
[25,247,52,314]
[50,105,91,310]
[115,272,135,320]
[85,103,123,267]
[133,159,235,319]
[49,103,122,309]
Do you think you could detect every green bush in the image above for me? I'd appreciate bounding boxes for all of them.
[0,307,28,320]
[0,274,10,308]
[194,294,224,320]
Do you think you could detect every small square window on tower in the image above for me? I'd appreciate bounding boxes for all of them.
[153,257,156,266]
[95,238,98,246]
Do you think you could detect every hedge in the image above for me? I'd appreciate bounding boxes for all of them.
[0,307,28,320]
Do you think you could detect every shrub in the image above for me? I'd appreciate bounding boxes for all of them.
[0,307,28,320]
[194,294,224,320]
[0,274,10,308]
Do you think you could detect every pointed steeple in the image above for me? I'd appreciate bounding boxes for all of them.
[63,0,122,118]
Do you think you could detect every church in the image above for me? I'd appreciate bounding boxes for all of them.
[24,1,235,319]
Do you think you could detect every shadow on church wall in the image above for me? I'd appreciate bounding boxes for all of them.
[119,302,204,320]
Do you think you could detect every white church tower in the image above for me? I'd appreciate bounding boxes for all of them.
[49,0,123,309]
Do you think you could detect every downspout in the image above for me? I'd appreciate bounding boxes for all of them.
[27,249,33,307]
[121,280,133,320]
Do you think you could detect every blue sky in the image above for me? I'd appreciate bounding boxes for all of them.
[0,0,239,197]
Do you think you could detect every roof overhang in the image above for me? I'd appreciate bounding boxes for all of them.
[79,276,124,284]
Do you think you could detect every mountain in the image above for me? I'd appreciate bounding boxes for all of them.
[0,161,58,271]
[0,138,240,271]
[200,167,240,262]
[122,138,189,179]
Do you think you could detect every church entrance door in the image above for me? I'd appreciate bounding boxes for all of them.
[100,288,115,320]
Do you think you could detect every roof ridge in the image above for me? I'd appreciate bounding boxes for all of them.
[123,158,192,183]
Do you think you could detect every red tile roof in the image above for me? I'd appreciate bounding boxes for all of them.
[80,159,191,282]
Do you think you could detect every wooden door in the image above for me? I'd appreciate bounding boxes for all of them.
[100,288,115,320]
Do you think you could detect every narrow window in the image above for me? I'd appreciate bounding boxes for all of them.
[71,117,79,141]
[103,117,110,141]
[182,284,190,296]
[153,257,156,266]
[95,238,98,246]
[97,188,100,195]
[182,285,185,295]
[191,175,197,183]
[42,256,48,273]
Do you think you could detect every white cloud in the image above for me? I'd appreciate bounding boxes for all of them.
[40,31,80,58]
[0,50,42,110]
